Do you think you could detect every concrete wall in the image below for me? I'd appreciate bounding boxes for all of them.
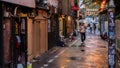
[115,20,120,67]
[115,20,120,49]
[61,0,71,15]
[115,20,120,39]
[62,0,68,15]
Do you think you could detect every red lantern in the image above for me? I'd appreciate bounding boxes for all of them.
[72,6,79,11]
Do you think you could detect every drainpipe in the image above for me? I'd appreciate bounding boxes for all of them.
[0,1,4,68]
[108,0,116,68]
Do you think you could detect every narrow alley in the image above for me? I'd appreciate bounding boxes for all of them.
[1,0,120,68]
[33,33,108,68]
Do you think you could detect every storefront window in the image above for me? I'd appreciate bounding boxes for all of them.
[14,18,27,66]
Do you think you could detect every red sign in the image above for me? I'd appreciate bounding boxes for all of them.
[100,0,106,12]
[72,6,79,10]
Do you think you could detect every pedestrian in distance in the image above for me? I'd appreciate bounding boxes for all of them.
[79,23,86,45]
[88,23,92,33]
[93,23,96,34]
[90,24,92,34]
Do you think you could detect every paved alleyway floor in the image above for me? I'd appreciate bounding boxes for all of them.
[33,34,108,68]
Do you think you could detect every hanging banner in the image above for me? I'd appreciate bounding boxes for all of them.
[108,4,116,68]
[2,0,35,8]
[108,10,116,68]
[108,0,116,68]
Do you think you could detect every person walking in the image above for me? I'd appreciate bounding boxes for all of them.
[88,23,92,33]
[79,23,86,44]
[93,23,96,34]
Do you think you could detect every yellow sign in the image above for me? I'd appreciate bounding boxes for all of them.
[19,13,27,17]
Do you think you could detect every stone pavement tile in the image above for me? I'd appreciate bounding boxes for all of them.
[64,36,79,47]
[53,35,107,68]
[33,35,108,68]
[32,37,79,68]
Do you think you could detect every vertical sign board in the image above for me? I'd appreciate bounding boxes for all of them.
[2,0,35,8]
[108,2,116,68]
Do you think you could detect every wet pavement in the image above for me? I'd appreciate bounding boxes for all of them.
[32,34,108,68]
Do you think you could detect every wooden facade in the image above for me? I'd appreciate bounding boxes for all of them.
[27,10,48,61]
[3,18,11,68]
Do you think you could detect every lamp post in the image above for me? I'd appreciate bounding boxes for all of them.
[108,0,116,68]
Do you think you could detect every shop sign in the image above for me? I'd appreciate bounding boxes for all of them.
[19,13,27,17]
[2,0,35,8]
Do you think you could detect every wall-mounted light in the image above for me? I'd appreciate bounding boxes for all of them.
[68,16,71,21]
[3,7,11,17]
[94,2,97,5]
[27,10,37,18]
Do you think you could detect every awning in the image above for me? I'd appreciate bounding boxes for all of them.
[2,0,35,8]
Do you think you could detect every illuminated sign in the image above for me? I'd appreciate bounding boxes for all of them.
[100,0,106,12]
